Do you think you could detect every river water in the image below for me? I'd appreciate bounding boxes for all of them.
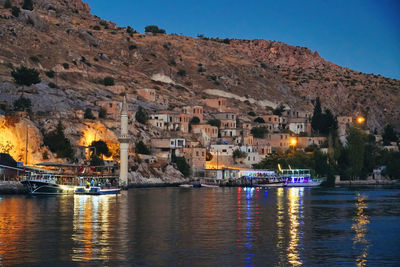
[0,186,399,266]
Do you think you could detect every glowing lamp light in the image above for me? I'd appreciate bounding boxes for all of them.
[290,138,297,146]
[356,116,365,124]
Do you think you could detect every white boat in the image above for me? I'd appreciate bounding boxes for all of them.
[281,169,323,187]
[256,176,285,187]
[200,178,220,188]
[179,184,194,188]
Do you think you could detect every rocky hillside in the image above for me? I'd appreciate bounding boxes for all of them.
[0,0,399,134]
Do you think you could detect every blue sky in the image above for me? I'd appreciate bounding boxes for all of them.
[85,0,400,79]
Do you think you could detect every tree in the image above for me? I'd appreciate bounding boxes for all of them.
[254,117,265,123]
[177,69,186,76]
[176,157,190,177]
[135,106,148,124]
[273,103,285,116]
[382,124,398,145]
[11,66,40,87]
[345,127,366,179]
[103,76,115,86]
[135,141,151,155]
[91,140,111,158]
[11,6,20,17]
[43,121,74,159]
[248,111,256,116]
[98,107,107,119]
[144,25,166,34]
[22,0,34,10]
[189,116,200,132]
[84,108,95,119]
[207,119,221,128]
[13,96,31,112]
[311,97,323,134]
[251,126,268,138]
[90,155,104,166]
[233,149,247,159]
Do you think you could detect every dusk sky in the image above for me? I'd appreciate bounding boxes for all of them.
[85,0,400,79]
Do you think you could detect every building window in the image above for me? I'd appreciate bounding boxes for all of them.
[196,151,199,156]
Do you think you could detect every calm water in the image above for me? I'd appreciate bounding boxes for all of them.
[0,187,400,266]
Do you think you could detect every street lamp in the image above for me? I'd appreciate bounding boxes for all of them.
[290,137,297,153]
[356,116,365,125]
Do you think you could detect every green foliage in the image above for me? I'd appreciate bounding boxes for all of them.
[4,0,11,8]
[272,103,285,116]
[382,124,398,145]
[190,116,200,124]
[63,63,69,69]
[135,106,148,124]
[43,121,74,159]
[11,66,40,86]
[13,96,32,112]
[22,0,33,10]
[45,70,55,78]
[135,141,151,155]
[251,126,268,138]
[233,149,247,159]
[11,6,20,17]
[93,25,101,30]
[253,117,265,123]
[189,116,200,132]
[103,76,115,86]
[177,69,186,76]
[90,155,104,166]
[247,111,256,116]
[127,26,136,34]
[379,151,400,179]
[129,44,137,50]
[48,82,58,88]
[176,157,190,177]
[29,56,39,63]
[144,25,166,34]
[98,107,107,119]
[90,140,111,157]
[345,127,366,179]
[207,119,221,128]
[311,97,338,136]
[84,108,95,119]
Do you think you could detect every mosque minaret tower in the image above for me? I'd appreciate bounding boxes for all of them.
[119,96,129,187]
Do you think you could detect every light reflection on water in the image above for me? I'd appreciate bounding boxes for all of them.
[0,187,399,265]
[352,193,370,267]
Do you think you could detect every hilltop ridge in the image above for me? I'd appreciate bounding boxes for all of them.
[0,0,399,131]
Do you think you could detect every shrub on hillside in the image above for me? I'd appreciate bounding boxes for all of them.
[11,66,40,87]
[177,69,186,76]
[11,6,20,17]
[135,141,151,155]
[13,96,32,112]
[63,63,69,69]
[135,106,148,124]
[98,107,107,119]
[84,108,95,119]
[254,117,265,123]
[176,157,190,177]
[103,76,115,86]
[144,25,166,34]
[45,70,55,78]
[251,126,268,138]
[43,121,74,160]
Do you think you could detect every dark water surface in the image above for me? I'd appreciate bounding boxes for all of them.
[0,187,400,266]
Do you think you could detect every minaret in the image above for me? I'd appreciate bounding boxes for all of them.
[119,96,129,187]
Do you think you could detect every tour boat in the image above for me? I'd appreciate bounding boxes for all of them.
[21,174,76,195]
[280,169,323,187]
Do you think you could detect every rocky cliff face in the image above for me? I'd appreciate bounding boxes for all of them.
[0,0,399,137]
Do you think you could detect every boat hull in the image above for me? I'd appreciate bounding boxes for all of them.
[257,182,285,187]
[200,184,219,188]
[21,180,73,195]
[285,181,322,187]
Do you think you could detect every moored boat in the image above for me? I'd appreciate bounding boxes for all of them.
[21,174,76,195]
[280,169,323,187]
[74,186,120,195]
[200,178,220,188]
